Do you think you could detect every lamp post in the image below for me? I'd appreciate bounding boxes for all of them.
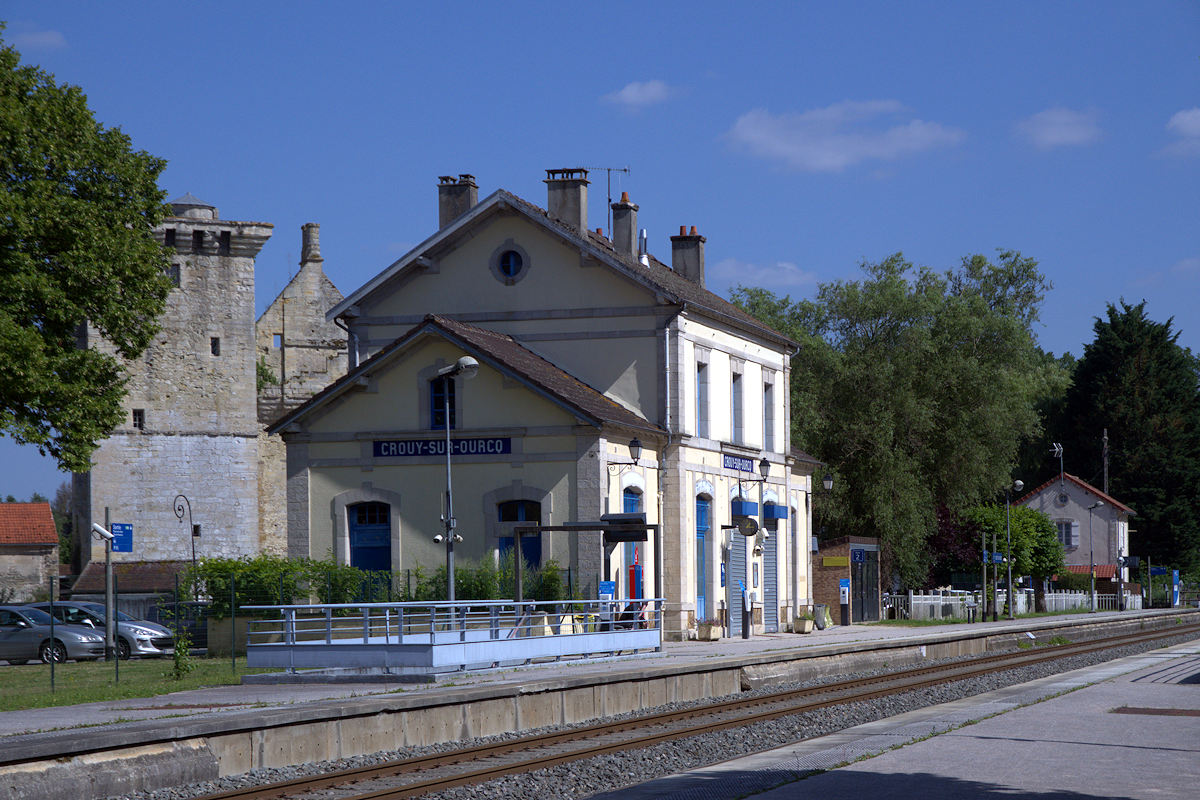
[433,356,478,604]
[173,494,199,582]
[1088,500,1104,612]
[1005,480,1024,620]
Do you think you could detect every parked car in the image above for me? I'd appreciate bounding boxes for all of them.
[25,601,175,659]
[0,605,106,664]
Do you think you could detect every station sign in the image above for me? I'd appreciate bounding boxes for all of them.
[373,437,511,458]
[110,522,133,553]
[722,454,755,472]
[851,548,866,563]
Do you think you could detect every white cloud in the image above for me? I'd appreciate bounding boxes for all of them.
[1014,107,1101,149]
[1170,256,1200,278]
[1163,107,1200,157]
[9,27,68,51]
[726,100,965,172]
[602,80,673,111]
[710,257,817,291]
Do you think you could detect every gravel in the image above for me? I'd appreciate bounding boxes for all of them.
[113,631,1199,800]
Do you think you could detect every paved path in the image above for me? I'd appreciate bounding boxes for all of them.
[594,637,1200,800]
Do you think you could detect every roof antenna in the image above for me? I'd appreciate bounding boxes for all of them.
[583,165,631,238]
[1051,442,1064,490]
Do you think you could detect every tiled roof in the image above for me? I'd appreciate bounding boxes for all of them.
[270,315,662,435]
[789,447,824,466]
[0,502,57,546]
[502,191,797,349]
[72,560,191,594]
[1062,564,1118,579]
[1017,472,1135,515]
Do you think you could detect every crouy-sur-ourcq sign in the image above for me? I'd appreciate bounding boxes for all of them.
[373,437,512,458]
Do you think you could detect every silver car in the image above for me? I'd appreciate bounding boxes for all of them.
[26,601,175,659]
[0,605,106,664]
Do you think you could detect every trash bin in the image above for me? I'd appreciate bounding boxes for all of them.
[814,604,828,630]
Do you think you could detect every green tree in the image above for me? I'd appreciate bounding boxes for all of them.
[0,29,171,472]
[734,251,1064,587]
[964,504,1063,611]
[1048,301,1200,576]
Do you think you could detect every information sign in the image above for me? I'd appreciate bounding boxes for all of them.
[110,522,133,553]
[598,580,616,598]
[373,437,511,458]
[850,548,866,563]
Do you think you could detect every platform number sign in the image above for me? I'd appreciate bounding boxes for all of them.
[851,548,866,563]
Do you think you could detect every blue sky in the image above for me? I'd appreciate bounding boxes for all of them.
[2,1,1198,501]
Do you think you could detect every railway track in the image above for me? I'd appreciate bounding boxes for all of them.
[191,621,1200,800]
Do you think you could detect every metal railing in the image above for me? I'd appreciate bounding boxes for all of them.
[241,598,663,674]
[886,589,1140,619]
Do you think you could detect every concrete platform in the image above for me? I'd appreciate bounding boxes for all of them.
[1,609,1195,800]
[0,609,1186,739]
[596,636,1200,799]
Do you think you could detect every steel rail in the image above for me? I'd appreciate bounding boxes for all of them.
[193,622,1200,800]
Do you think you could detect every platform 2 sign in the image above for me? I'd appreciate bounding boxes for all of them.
[373,437,511,457]
[110,523,133,553]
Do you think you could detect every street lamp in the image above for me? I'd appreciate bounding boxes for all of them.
[1088,500,1104,612]
[1005,480,1024,619]
[173,494,200,584]
[434,355,478,604]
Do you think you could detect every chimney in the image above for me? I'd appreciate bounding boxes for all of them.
[437,174,478,228]
[670,225,706,286]
[300,222,323,263]
[611,191,639,262]
[544,168,589,232]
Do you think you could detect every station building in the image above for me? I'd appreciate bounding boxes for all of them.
[271,170,820,640]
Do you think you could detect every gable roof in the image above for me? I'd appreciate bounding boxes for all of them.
[328,188,797,351]
[1017,472,1136,515]
[268,314,663,436]
[0,502,58,546]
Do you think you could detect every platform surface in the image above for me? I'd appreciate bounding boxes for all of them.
[594,637,1200,800]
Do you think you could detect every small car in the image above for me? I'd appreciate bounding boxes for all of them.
[0,605,106,664]
[25,601,174,659]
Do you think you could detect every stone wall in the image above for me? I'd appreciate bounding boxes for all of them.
[0,546,57,602]
[74,199,272,571]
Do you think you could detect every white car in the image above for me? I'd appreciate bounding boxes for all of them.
[27,601,175,659]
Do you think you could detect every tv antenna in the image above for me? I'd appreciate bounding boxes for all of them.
[1050,442,1064,489]
[584,165,631,237]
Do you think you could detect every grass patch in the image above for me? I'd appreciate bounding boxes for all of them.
[0,657,280,712]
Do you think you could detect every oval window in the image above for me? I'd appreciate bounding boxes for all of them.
[499,250,523,278]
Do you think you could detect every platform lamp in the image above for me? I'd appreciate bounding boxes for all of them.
[1088,500,1104,612]
[432,355,479,605]
[1005,480,1024,619]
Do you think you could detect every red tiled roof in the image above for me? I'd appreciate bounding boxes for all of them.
[1017,472,1135,515]
[1063,564,1118,579]
[0,502,57,545]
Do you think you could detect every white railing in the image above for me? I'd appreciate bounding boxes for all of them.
[240,598,663,674]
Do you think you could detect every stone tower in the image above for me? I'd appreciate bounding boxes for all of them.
[73,194,273,571]
[255,223,347,554]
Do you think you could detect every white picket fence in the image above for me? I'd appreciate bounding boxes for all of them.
[885,589,1142,620]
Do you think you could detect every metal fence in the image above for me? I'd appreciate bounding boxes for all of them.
[241,598,663,674]
[885,589,1142,620]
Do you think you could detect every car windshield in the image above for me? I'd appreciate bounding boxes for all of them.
[78,603,135,622]
[18,607,53,625]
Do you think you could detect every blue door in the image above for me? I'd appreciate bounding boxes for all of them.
[696,496,710,620]
[348,502,390,571]
[498,500,542,567]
